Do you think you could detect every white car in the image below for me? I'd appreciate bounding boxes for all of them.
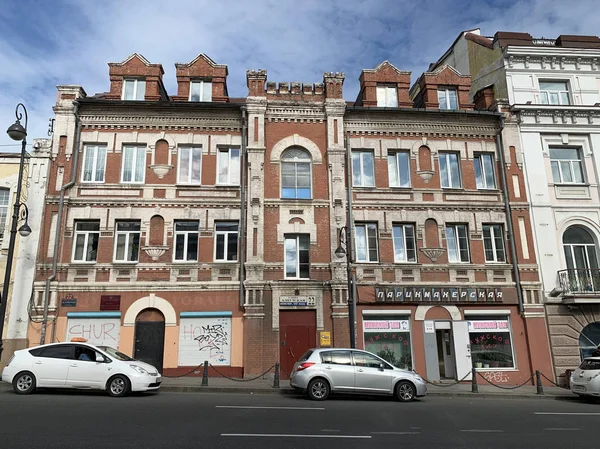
[1,340,161,397]
[571,357,600,398]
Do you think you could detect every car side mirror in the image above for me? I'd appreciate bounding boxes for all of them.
[96,353,106,363]
[379,363,385,371]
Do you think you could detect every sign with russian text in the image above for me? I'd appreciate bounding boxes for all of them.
[467,320,510,332]
[320,332,331,347]
[363,320,410,332]
[279,296,316,307]
[375,286,504,303]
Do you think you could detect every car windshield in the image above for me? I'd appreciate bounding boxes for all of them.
[97,346,134,361]
[579,359,600,371]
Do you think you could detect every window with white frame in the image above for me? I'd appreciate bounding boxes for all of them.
[388,151,411,188]
[0,188,9,240]
[352,150,375,187]
[474,153,496,189]
[178,146,202,184]
[121,146,146,183]
[122,79,146,101]
[214,222,238,262]
[483,224,506,263]
[355,223,379,262]
[539,81,570,105]
[446,224,469,263]
[392,223,417,263]
[73,221,100,262]
[550,148,585,184]
[174,221,199,262]
[82,145,107,183]
[217,147,240,185]
[284,234,310,279]
[114,221,141,262]
[281,147,311,199]
[376,85,398,107]
[438,88,458,110]
[189,80,212,102]
[468,317,515,369]
[439,152,461,188]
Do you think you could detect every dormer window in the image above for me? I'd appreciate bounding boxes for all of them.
[438,88,458,109]
[376,85,398,107]
[190,80,212,102]
[539,81,570,105]
[122,79,146,101]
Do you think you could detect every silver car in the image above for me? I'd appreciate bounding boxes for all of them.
[289,348,426,401]
[571,357,600,398]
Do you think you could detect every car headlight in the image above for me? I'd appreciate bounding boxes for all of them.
[413,374,423,381]
[131,365,149,375]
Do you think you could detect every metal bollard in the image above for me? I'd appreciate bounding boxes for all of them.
[471,368,478,393]
[535,370,544,395]
[273,363,280,388]
[202,360,209,386]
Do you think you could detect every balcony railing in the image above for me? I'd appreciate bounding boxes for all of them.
[558,269,600,294]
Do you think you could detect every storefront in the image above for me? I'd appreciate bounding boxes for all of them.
[362,312,413,370]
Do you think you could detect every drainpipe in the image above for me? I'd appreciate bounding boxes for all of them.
[495,116,525,316]
[41,101,82,345]
[239,106,247,307]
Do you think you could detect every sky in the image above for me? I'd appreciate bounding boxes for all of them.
[0,0,599,150]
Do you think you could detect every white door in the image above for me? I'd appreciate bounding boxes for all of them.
[32,345,74,387]
[66,345,111,389]
[452,321,472,381]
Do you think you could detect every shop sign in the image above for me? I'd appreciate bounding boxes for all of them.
[100,295,121,311]
[468,320,510,332]
[363,320,410,332]
[279,296,316,307]
[375,286,504,303]
[320,331,331,347]
[61,295,77,307]
[424,320,435,334]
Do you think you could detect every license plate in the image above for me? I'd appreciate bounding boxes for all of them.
[573,385,586,392]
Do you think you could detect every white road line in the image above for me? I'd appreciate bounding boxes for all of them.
[535,412,600,416]
[460,430,504,433]
[371,431,420,435]
[544,428,579,431]
[215,406,325,411]
[221,434,371,439]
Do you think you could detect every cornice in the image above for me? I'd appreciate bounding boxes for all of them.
[344,120,498,138]
[513,105,600,126]
[265,101,326,122]
[505,47,600,65]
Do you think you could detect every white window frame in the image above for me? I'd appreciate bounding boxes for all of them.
[81,145,107,183]
[355,223,379,263]
[122,78,146,101]
[173,221,199,262]
[549,148,585,184]
[474,153,496,190]
[217,147,241,185]
[392,223,417,263]
[539,81,570,105]
[72,221,100,263]
[284,234,310,279]
[121,146,146,184]
[446,224,470,263]
[189,80,212,102]
[214,221,239,262]
[177,146,202,185]
[439,152,462,188]
[438,87,458,110]
[0,188,10,241]
[352,150,375,187]
[281,148,312,199]
[113,221,141,263]
[376,85,398,107]
[388,151,411,188]
[483,224,506,263]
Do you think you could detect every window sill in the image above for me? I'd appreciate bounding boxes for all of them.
[441,187,464,191]
[70,261,97,265]
[473,367,517,371]
[112,261,139,266]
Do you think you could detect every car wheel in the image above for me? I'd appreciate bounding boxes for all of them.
[107,375,131,398]
[395,381,416,402]
[307,378,330,401]
[12,371,36,395]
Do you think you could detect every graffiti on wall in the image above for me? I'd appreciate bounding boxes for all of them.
[66,319,121,347]
[179,317,231,366]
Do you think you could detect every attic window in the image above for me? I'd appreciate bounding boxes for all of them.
[376,85,398,107]
[438,87,458,110]
[122,79,146,101]
[190,80,212,102]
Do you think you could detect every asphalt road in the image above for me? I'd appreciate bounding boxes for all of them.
[0,388,599,449]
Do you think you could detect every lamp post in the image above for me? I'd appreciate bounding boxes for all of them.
[0,103,32,362]
[335,226,356,349]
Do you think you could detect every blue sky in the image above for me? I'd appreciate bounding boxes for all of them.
[1,0,599,149]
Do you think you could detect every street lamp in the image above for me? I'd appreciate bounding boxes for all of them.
[0,103,31,363]
[335,226,356,349]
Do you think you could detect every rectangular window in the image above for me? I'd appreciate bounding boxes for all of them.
[0,188,9,240]
[474,153,496,189]
[284,234,310,279]
[189,80,212,102]
[122,79,146,101]
[388,151,410,188]
[483,224,506,263]
[114,221,141,262]
[217,148,240,185]
[363,317,412,370]
[355,223,379,262]
[352,151,375,187]
[73,221,100,262]
[438,88,458,109]
[174,221,199,262]
[376,85,398,107]
[392,224,417,263]
[439,152,461,188]
[178,146,202,184]
[468,318,515,369]
[539,81,570,105]
[121,146,146,184]
[550,148,585,184]
[446,224,469,263]
[82,145,107,183]
[214,222,238,262]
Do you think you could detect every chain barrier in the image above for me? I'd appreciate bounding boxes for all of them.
[421,370,472,387]
[209,363,276,382]
[280,363,292,377]
[162,363,205,379]
[476,371,535,390]
[540,371,570,389]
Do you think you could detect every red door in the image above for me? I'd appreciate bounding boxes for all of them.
[280,310,316,380]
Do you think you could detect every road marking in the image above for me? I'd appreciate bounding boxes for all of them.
[216,406,325,411]
[371,431,420,435]
[321,429,341,432]
[544,428,579,431]
[460,430,504,433]
[221,434,371,439]
[535,412,600,416]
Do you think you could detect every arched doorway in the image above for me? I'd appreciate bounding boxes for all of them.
[134,308,165,372]
[579,322,600,359]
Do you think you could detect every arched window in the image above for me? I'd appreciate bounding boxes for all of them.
[0,188,10,240]
[562,226,600,293]
[281,147,311,199]
[579,322,600,359]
